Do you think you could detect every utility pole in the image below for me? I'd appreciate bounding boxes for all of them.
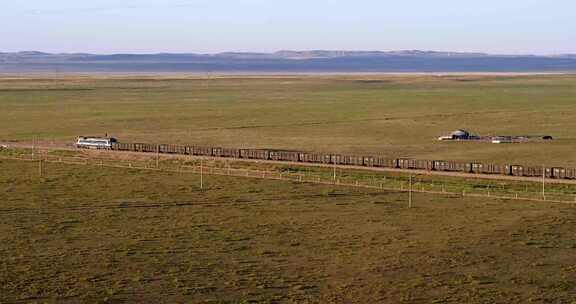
[200,159,204,189]
[408,175,413,208]
[38,159,43,178]
[542,166,546,200]
[32,136,36,159]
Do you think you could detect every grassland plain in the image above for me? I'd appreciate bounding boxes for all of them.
[2,159,576,303]
[1,74,576,166]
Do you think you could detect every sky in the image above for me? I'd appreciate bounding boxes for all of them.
[1,0,575,55]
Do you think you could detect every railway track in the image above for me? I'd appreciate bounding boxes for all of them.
[3,141,576,185]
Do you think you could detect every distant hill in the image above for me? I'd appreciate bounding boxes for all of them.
[1,50,576,73]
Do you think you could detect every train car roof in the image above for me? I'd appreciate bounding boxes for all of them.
[78,136,116,139]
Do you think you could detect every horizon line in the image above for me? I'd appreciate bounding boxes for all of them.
[2,49,575,57]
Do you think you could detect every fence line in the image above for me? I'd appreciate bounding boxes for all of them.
[2,154,576,205]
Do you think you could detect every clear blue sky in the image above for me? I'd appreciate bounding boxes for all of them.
[2,0,574,54]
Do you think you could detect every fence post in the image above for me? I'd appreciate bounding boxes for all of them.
[156,145,160,168]
[333,164,336,183]
[542,166,546,201]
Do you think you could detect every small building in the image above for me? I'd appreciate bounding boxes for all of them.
[450,130,470,140]
[438,129,470,141]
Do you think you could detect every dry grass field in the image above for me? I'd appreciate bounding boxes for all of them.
[2,159,576,303]
[1,74,576,166]
[3,74,576,303]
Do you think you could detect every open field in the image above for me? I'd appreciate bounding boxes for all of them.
[3,73,576,302]
[2,159,576,303]
[1,74,576,166]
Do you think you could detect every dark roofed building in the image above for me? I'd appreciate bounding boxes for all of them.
[450,130,470,139]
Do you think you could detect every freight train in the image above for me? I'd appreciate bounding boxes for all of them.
[106,142,576,180]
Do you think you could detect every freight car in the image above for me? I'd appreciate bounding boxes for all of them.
[240,149,270,160]
[300,153,331,164]
[113,142,134,151]
[363,156,375,167]
[566,168,576,179]
[159,144,186,154]
[135,143,158,153]
[190,146,212,156]
[373,157,396,168]
[269,150,300,162]
[340,155,364,166]
[469,163,484,174]
[220,148,241,158]
[524,166,543,178]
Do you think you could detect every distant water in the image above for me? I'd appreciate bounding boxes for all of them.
[1,54,576,73]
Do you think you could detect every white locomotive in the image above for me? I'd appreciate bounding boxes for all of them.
[76,136,117,149]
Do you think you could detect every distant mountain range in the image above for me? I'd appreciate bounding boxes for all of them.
[1,50,576,73]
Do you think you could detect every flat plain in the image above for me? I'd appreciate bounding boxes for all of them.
[1,74,576,166]
[2,159,576,303]
[3,74,576,303]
